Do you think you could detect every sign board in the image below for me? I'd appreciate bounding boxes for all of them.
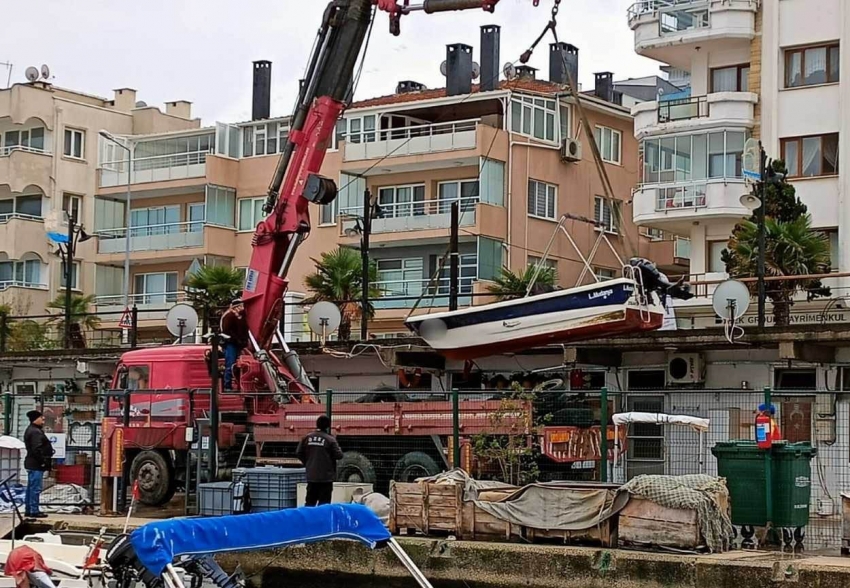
[119,307,133,328]
[47,433,66,459]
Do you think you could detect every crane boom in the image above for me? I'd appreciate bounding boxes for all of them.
[239,0,532,399]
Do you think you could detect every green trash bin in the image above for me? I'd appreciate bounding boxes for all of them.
[711,441,817,529]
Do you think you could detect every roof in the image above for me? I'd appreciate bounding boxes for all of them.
[351,78,568,109]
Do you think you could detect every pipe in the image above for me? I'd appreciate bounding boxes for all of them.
[387,538,434,588]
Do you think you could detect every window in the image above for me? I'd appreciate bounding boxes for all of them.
[559,103,570,142]
[436,253,477,295]
[708,241,727,273]
[711,64,749,92]
[134,133,214,170]
[438,180,479,214]
[509,96,557,142]
[641,227,664,240]
[346,115,377,144]
[205,185,236,227]
[134,272,179,304]
[527,255,558,272]
[0,259,42,288]
[63,128,85,159]
[594,196,620,233]
[63,194,82,223]
[60,261,80,290]
[823,229,839,271]
[188,203,205,232]
[376,258,424,297]
[4,194,42,218]
[785,43,839,88]
[781,134,839,178]
[594,267,617,282]
[377,185,426,218]
[642,130,747,185]
[319,198,336,226]
[238,197,266,231]
[527,179,557,220]
[594,126,622,164]
[242,121,290,157]
[1,127,45,153]
[130,205,179,236]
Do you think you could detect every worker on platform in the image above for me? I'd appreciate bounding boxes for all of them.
[5,545,56,588]
[23,411,54,519]
[220,298,248,390]
[296,415,344,507]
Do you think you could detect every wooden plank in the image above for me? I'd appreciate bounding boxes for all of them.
[395,505,426,517]
[424,495,459,508]
[395,494,427,506]
[620,498,698,525]
[389,482,398,534]
[427,484,461,496]
[423,482,430,535]
[620,515,699,548]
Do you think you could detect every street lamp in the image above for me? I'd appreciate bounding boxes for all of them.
[46,211,92,347]
[343,190,383,340]
[99,130,134,329]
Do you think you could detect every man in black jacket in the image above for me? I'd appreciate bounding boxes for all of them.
[23,411,54,519]
[295,416,343,506]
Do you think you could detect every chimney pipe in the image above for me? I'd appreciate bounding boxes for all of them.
[446,43,473,97]
[550,42,579,89]
[515,65,537,80]
[252,60,272,121]
[594,72,614,103]
[480,25,500,92]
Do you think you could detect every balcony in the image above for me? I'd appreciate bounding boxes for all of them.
[633,179,750,232]
[633,92,757,138]
[99,149,212,188]
[94,291,187,323]
[0,283,50,313]
[0,147,52,193]
[0,214,48,260]
[96,222,236,261]
[373,277,473,310]
[342,121,505,176]
[642,236,691,274]
[627,0,758,68]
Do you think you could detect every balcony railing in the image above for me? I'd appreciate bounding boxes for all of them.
[627,1,709,28]
[0,213,42,224]
[658,96,709,123]
[655,182,708,210]
[95,291,186,307]
[0,280,47,291]
[99,149,213,188]
[96,221,207,254]
[373,277,474,309]
[674,236,691,259]
[344,119,479,162]
[340,197,479,234]
[0,145,50,157]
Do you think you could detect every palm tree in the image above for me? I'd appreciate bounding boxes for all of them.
[304,247,380,340]
[47,294,100,348]
[723,214,831,326]
[487,265,557,301]
[185,265,244,326]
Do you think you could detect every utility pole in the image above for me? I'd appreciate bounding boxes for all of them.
[360,189,371,340]
[757,143,767,330]
[449,202,460,312]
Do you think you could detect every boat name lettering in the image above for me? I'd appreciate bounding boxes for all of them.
[588,289,614,300]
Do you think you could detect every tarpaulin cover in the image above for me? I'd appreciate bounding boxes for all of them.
[129,503,391,576]
[612,412,710,432]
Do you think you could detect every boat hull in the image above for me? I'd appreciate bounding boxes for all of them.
[405,279,663,360]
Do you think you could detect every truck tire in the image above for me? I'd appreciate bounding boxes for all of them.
[337,451,377,485]
[130,450,175,506]
[393,451,441,482]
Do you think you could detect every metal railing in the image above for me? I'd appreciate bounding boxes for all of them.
[0,145,50,157]
[0,280,47,291]
[97,220,209,239]
[655,182,708,210]
[344,119,480,161]
[99,149,213,187]
[94,291,186,307]
[658,95,709,123]
[0,212,43,224]
[347,118,479,144]
[340,196,480,220]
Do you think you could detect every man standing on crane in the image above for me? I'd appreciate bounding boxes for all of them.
[296,416,344,506]
[220,299,248,391]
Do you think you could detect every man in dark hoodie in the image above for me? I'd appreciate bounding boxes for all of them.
[296,416,343,506]
[23,411,54,519]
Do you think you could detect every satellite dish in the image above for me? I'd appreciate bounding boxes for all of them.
[135,100,148,108]
[307,302,341,344]
[440,60,447,77]
[40,64,50,80]
[739,193,762,211]
[712,279,750,320]
[472,62,480,80]
[503,62,517,81]
[25,67,39,82]
[166,304,199,341]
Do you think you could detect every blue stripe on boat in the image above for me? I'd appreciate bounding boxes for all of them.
[436,281,634,330]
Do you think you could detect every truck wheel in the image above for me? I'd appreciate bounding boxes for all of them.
[393,451,441,482]
[130,450,174,506]
[337,451,377,485]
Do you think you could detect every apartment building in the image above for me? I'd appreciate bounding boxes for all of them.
[0,81,199,320]
[627,0,846,326]
[86,30,684,340]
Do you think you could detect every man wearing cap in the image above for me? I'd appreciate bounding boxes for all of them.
[220,298,248,390]
[23,411,54,519]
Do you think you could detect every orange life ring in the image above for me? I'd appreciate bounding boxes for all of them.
[398,368,422,388]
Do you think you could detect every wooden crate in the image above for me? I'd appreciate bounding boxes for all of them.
[390,481,463,536]
[619,498,700,549]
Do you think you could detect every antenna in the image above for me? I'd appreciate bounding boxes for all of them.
[439,60,447,77]
[166,304,199,344]
[307,302,341,346]
[0,62,12,89]
[503,62,517,81]
[712,279,750,344]
[25,67,39,83]
[40,64,50,80]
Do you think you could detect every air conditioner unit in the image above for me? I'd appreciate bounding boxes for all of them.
[560,138,582,162]
[666,353,703,384]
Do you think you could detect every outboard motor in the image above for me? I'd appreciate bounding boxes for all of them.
[106,534,164,588]
[628,258,694,302]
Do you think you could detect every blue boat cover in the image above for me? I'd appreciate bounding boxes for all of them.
[129,503,391,576]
